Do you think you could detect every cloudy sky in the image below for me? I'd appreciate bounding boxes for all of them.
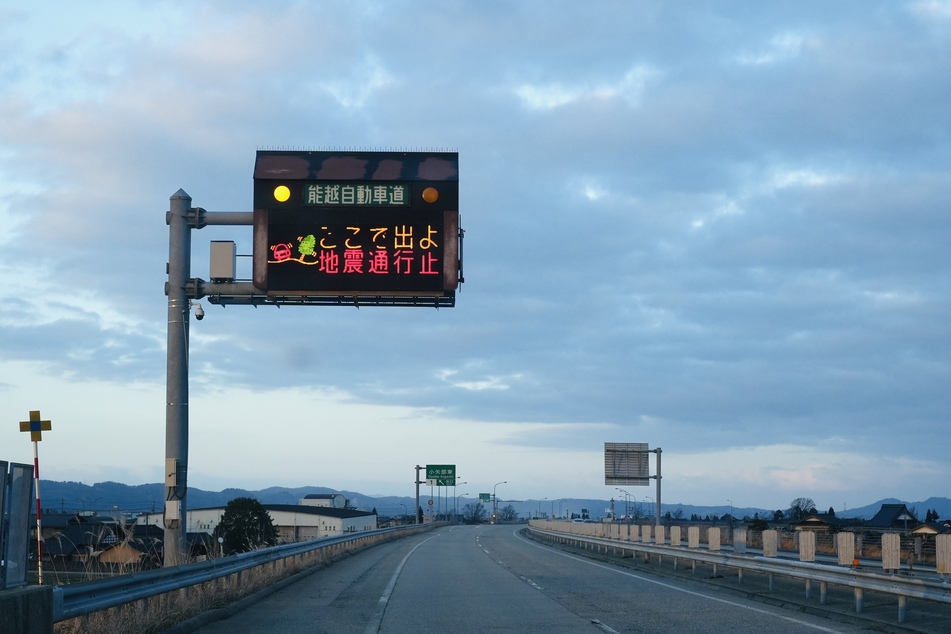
[2,1,950,513]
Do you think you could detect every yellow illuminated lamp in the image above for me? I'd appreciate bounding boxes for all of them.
[273,185,291,203]
[422,187,439,203]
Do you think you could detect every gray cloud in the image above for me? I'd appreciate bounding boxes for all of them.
[1,1,949,506]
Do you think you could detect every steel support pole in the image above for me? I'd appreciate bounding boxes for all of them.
[655,447,662,530]
[415,465,422,524]
[165,189,191,566]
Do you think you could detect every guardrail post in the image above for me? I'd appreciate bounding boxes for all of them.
[733,526,747,554]
[855,587,864,613]
[804,578,812,599]
[799,530,816,562]
[687,526,700,549]
[820,580,827,604]
[898,595,907,623]
[882,533,900,572]
[938,533,951,577]
[837,532,855,566]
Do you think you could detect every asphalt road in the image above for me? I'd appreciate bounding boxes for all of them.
[183,525,874,634]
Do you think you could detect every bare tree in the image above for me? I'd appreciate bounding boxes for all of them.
[463,501,488,524]
[789,497,817,521]
[498,504,519,522]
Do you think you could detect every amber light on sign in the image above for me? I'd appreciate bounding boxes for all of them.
[273,185,291,202]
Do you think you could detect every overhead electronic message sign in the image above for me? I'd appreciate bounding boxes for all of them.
[252,151,461,305]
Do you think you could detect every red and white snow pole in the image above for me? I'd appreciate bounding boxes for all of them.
[19,410,52,586]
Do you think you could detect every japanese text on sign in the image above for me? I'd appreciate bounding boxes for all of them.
[426,464,456,486]
[304,183,408,206]
[269,222,442,277]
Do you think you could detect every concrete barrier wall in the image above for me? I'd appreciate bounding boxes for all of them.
[0,585,53,634]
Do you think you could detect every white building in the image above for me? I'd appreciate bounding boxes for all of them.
[299,493,348,509]
[137,503,377,542]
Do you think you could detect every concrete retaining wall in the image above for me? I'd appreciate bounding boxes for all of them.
[0,585,53,634]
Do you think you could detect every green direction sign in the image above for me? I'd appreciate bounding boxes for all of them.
[426,464,456,486]
[479,493,491,503]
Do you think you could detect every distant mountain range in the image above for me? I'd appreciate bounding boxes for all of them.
[34,480,951,522]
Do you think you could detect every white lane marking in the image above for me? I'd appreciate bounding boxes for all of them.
[364,534,439,634]
[512,529,849,634]
[520,576,544,591]
[591,619,621,633]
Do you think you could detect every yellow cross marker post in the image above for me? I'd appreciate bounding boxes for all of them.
[19,410,52,585]
[19,410,51,441]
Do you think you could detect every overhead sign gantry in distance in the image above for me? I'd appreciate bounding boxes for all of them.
[252,150,462,306]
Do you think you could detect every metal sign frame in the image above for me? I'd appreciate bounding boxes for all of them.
[604,442,650,485]
[251,151,462,305]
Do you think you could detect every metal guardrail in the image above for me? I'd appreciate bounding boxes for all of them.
[51,524,430,623]
[528,524,951,624]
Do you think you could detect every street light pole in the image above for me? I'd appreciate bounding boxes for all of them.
[493,481,507,523]
[617,488,633,520]
[454,482,467,522]
[457,492,468,522]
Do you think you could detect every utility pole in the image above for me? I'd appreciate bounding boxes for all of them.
[164,191,253,565]
[164,189,191,566]
[655,447,662,529]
